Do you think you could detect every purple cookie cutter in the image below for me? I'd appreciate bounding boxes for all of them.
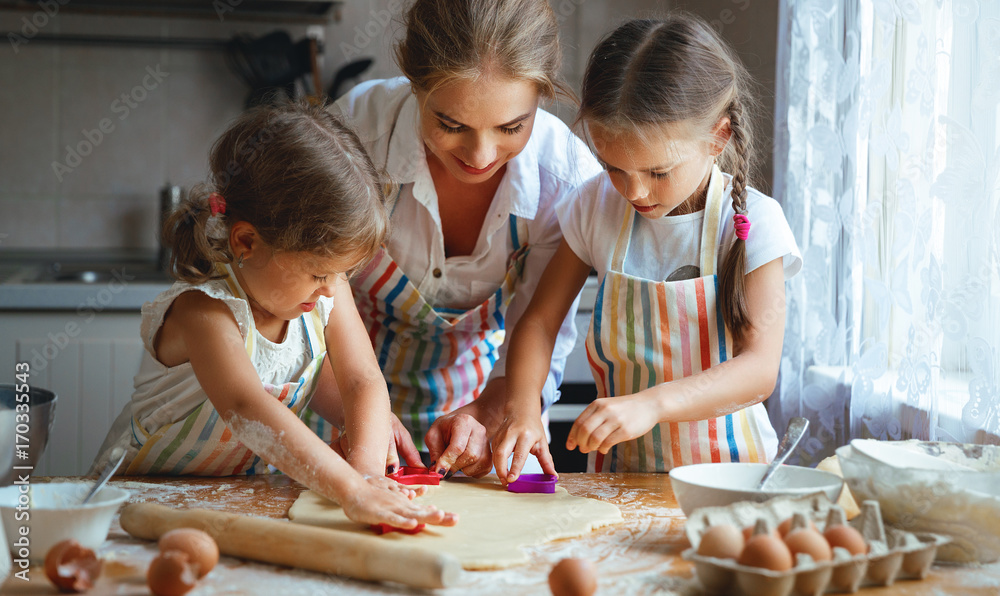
[506,474,558,494]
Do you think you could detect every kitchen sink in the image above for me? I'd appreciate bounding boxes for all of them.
[12,260,173,284]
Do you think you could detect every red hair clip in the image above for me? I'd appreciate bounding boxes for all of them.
[208,192,226,216]
[733,213,750,241]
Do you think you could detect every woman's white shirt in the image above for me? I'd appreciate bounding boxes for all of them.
[331,77,602,408]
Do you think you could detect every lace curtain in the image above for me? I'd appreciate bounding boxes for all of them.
[773,0,1000,465]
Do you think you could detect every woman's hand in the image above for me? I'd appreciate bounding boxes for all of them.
[424,409,492,478]
[339,476,458,529]
[491,411,557,485]
[566,391,662,454]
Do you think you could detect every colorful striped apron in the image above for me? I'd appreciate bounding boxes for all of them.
[125,264,327,476]
[305,214,529,452]
[586,165,777,472]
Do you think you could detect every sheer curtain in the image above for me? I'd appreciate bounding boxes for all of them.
[774,0,1000,466]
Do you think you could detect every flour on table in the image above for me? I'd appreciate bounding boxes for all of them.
[288,477,623,570]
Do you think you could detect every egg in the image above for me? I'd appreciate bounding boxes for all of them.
[696,524,744,560]
[548,557,598,596]
[777,516,818,537]
[147,550,199,596]
[44,539,102,593]
[737,534,794,571]
[158,528,219,578]
[824,525,868,555]
[784,527,833,562]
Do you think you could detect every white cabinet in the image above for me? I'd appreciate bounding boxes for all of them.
[0,312,143,476]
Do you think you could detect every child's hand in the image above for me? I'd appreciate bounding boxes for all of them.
[386,414,423,474]
[491,414,557,485]
[340,476,460,529]
[566,393,661,454]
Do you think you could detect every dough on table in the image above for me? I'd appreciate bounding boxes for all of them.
[288,477,623,570]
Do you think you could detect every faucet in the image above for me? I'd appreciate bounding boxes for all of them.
[158,184,184,272]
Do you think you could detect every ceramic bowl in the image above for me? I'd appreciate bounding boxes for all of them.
[837,439,1000,563]
[669,462,844,516]
[0,482,129,563]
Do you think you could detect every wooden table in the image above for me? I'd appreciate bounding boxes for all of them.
[4,474,999,595]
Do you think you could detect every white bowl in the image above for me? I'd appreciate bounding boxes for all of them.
[669,462,844,516]
[837,440,1000,563]
[0,482,129,563]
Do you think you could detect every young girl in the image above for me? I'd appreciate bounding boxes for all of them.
[493,15,802,477]
[92,102,456,530]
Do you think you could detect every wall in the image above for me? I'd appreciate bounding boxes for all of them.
[0,0,777,251]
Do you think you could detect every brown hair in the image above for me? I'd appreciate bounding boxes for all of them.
[163,100,389,284]
[579,15,759,342]
[394,0,569,100]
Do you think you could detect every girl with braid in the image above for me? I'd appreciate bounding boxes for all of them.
[493,15,802,477]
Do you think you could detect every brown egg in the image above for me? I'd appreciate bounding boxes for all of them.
[738,534,794,571]
[548,557,598,596]
[696,524,745,560]
[147,550,199,596]
[742,524,779,542]
[784,527,833,562]
[824,525,868,555]
[777,516,818,537]
[44,539,102,593]
[158,528,219,578]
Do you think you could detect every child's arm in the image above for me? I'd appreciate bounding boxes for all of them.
[168,291,456,529]
[321,276,394,477]
[492,240,593,483]
[567,257,786,455]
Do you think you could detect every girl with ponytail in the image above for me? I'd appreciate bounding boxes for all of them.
[494,14,802,477]
[91,100,457,530]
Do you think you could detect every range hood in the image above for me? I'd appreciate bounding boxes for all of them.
[0,0,339,23]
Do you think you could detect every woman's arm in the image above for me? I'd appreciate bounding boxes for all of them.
[492,240,593,482]
[169,291,455,528]
[567,257,787,454]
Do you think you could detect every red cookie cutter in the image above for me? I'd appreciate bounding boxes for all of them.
[506,473,558,494]
[388,466,443,486]
[370,522,425,535]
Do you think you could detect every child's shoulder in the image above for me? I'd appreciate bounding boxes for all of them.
[140,278,253,354]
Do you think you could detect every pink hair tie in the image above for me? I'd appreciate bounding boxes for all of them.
[208,192,226,216]
[733,213,751,241]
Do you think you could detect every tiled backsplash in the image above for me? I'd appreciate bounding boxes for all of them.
[0,0,772,250]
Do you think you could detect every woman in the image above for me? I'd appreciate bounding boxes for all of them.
[312,0,600,478]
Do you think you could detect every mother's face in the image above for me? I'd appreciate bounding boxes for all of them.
[415,75,540,184]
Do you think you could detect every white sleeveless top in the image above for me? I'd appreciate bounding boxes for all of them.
[90,268,335,473]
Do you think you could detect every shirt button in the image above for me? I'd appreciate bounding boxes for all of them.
[433,268,442,278]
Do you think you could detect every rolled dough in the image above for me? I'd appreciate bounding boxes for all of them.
[288,477,623,569]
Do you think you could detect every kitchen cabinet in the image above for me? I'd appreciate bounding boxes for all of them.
[0,311,143,476]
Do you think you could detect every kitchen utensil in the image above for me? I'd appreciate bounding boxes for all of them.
[0,482,129,563]
[1,384,57,486]
[757,417,809,490]
[388,466,442,486]
[120,503,460,589]
[669,462,844,516]
[370,522,425,535]
[506,474,557,494]
[82,447,125,505]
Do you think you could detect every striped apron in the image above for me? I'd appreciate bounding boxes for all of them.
[305,215,529,452]
[125,264,327,475]
[586,165,777,472]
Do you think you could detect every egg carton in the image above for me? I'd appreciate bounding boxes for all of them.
[681,493,950,596]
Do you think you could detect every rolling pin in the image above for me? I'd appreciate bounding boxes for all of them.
[119,503,461,589]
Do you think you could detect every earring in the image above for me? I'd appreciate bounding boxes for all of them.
[237,253,244,269]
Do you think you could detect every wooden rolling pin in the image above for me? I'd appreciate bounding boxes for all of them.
[120,503,461,589]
